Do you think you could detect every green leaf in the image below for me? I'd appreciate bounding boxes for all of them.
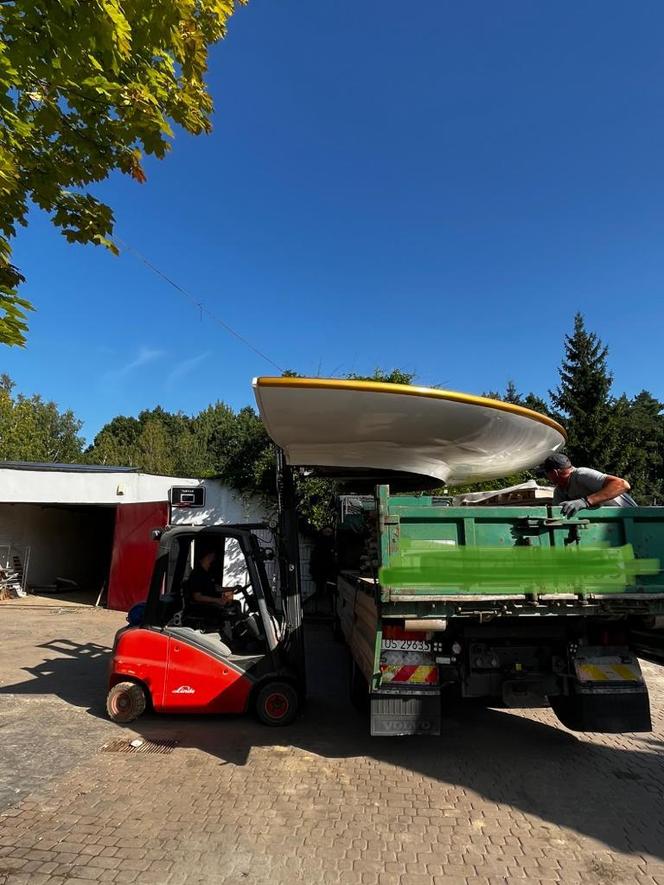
[0,0,247,344]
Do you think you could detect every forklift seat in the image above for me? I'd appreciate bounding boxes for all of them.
[168,627,232,658]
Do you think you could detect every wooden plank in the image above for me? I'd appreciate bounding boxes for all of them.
[355,604,377,626]
[338,574,379,682]
[349,636,375,681]
[355,592,377,612]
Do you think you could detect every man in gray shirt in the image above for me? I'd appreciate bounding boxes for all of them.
[540,453,637,517]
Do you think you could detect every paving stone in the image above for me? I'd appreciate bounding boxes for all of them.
[1,609,664,885]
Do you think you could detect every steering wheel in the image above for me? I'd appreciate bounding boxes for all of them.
[233,582,258,612]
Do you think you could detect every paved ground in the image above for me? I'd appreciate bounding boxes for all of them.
[1,598,664,885]
[0,595,120,810]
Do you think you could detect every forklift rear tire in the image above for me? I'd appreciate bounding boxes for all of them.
[106,681,147,724]
[255,682,299,727]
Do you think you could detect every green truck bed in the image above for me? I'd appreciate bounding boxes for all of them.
[374,488,664,617]
[337,487,664,736]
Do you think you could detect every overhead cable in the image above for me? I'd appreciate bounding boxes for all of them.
[113,235,284,373]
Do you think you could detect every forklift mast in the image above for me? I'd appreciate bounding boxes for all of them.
[276,449,306,685]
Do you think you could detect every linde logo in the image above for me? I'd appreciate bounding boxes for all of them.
[172,685,195,695]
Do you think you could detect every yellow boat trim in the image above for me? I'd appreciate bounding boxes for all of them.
[255,377,567,439]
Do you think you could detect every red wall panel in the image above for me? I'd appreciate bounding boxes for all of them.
[107,502,169,611]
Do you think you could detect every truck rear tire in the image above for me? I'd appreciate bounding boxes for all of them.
[255,682,299,726]
[106,681,147,724]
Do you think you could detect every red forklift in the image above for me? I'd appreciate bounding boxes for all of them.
[106,455,306,727]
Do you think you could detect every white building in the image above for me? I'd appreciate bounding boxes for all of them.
[0,462,269,610]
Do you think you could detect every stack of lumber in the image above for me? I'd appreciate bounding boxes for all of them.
[338,574,378,681]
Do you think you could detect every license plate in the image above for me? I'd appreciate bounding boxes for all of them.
[382,639,431,652]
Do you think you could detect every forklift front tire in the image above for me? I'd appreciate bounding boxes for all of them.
[255,682,299,727]
[106,681,147,724]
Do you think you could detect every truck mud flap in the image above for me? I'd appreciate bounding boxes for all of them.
[550,688,651,733]
[370,689,440,737]
[550,646,652,733]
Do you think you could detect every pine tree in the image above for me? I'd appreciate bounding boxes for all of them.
[504,381,520,404]
[613,391,664,503]
[550,313,617,470]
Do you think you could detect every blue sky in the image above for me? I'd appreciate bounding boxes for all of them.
[4,0,664,443]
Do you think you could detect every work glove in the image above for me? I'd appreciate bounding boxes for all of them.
[561,497,588,518]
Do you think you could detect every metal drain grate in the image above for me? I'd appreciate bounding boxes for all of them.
[101,738,178,755]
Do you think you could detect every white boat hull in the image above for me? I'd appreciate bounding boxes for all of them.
[253,377,566,488]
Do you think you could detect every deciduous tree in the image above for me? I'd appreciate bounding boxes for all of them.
[0,373,84,461]
[0,0,245,345]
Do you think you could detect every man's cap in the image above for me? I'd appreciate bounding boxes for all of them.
[537,453,572,474]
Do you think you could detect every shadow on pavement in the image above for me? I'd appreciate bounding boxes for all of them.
[0,638,110,712]
[2,625,663,861]
[27,589,100,606]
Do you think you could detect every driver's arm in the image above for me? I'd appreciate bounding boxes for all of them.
[218,587,236,605]
[192,590,227,607]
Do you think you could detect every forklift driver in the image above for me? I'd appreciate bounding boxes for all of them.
[183,548,239,625]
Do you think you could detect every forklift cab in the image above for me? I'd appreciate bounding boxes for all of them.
[150,527,281,651]
[107,526,301,727]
